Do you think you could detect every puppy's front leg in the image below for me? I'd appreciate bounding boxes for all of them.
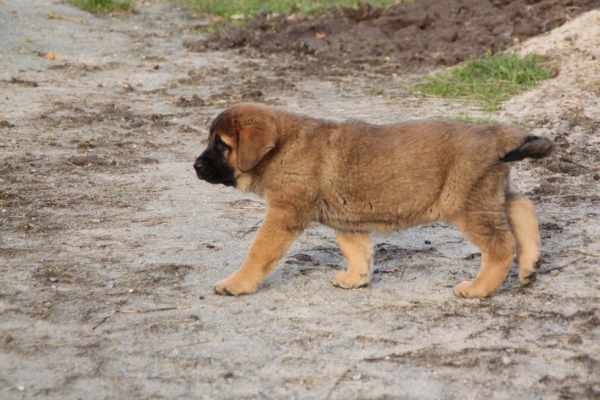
[332,231,373,289]
[213,209,302,296]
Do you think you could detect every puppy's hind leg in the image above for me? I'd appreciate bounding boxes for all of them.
[506,193,541,286]
[332,231,373,289]
[453,210,516,298]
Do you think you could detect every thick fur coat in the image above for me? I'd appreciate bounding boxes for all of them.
[194,103,554,298]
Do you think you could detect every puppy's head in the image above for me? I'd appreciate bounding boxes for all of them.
[193,104,278,188]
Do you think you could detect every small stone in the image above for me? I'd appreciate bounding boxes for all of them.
[18,386,25,391]
[352,374,362,380]
[106,281,115,289]
[501,356,511,365]
[550,270,560,276]
[4,334,14,344]
[568,335,583,345]
[49,277,58,283]
[44,302,52,308]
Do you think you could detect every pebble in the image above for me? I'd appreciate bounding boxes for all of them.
[49,277,58,283]
[501,356,511,365]
[106,281,115,289]
[550,270,560,276]
[518,311,532,318]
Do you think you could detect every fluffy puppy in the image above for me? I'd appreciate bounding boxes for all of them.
[194,103,554,298]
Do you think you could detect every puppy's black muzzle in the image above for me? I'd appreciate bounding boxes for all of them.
[193,150,236,187]
[193,157,208,176]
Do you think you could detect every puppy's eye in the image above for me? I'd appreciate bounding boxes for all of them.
[215,136,230,153]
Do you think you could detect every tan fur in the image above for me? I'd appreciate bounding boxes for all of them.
[201,103,553,298]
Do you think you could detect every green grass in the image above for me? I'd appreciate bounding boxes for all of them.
[368,86,385,96]
[412,53,553,111]
[70,0,132,13]
[178,0,404,20]
[452,113,494,125]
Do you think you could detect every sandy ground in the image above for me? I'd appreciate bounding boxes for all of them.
[1,1,599,399]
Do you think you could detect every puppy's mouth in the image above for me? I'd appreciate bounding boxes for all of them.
[193,157,236,187]
[198,174,236,187]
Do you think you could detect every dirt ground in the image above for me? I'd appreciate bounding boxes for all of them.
[1,1,599,399]
[187,0,600,74]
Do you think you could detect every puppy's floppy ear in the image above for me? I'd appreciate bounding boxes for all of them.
[236,114,278,172]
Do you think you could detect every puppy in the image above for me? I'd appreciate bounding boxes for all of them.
[194,103,554,298]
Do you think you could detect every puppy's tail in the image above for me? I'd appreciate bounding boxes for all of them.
[500,135,555,162]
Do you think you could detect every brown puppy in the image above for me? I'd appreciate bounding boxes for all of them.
[193,103,554,298]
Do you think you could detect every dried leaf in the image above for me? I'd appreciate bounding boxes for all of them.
[45,51,65,61]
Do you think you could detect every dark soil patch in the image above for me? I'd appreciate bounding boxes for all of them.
[7,77,38,87]
[133,264,194,287]
[185,0,600,75]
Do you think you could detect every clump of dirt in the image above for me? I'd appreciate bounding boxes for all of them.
[175,94,206,107]
[185,0,600,74]
[68,154,114,167]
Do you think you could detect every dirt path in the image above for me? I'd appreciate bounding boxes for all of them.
[1,1,599,399]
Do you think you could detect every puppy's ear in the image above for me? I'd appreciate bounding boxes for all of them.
[236,115,278,172]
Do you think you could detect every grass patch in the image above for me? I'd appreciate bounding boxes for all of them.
[368,86,385,96]
[70,0,132,13]
[178,0,404,20]
[452,113,494,125]
[412,53,553,111]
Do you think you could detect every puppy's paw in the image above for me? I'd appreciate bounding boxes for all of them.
[213,273,258,296]
[518,259,540,286]
[453,281,491,299]
[331,271,370,289]
[519,271,537,286]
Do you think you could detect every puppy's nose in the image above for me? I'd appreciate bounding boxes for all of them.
[193,159,205,172]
